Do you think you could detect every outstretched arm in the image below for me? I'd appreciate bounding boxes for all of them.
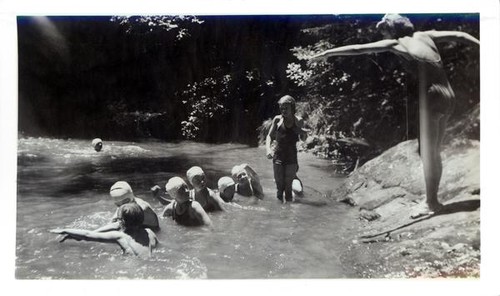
[423,30,479,45]
[51,228,122,243]
[94,221,121,233]
[310,39,399,60]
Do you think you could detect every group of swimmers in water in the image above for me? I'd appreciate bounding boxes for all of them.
[51,13,480,258]
[51,94,307,258]
[51,163,304,258]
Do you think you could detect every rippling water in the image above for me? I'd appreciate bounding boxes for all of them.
[16,137,358,279]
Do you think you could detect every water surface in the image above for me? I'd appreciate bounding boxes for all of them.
[16,137,357,279]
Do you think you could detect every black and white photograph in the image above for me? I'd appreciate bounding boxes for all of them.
[1,0,499,294]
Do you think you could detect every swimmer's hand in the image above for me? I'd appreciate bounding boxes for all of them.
[50,229,81,242]
[151,185,173,205]
[58,234,80,242]
[151,185,161,196]
[266,150,273,159]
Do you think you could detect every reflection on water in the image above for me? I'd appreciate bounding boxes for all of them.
[16,137,358,279]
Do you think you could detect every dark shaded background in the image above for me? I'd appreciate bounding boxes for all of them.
[17,14,479,151]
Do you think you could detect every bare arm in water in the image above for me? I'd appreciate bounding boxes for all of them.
[51,228,157,257]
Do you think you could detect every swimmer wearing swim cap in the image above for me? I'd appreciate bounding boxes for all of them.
[186,166,225,212]
[231,164,264,199]
[95,181,160,232]
[92,138,103,152]
[217,176,236,202]
[186,166,207,191]
[110,181,135,206]
[162,177,212,227]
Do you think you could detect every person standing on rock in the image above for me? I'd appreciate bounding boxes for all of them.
[310,14,479,215]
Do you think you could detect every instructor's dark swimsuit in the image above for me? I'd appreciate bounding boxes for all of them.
[273,118,299,166]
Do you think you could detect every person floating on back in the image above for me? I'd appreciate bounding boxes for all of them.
[266,95,308,204]
[161,176,212,227]
[51,203,158,258]
[186,166,225,212]
[96,181,160,232]
[231,163,264,200]
[92,138,103,152]
[309,14,479,216]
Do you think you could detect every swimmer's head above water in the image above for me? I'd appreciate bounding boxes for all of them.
[116,202,144,229]
[186,166,207,191]
[110,181,136,206]
[231,164,249,185]
[165,177,191,203]
[218,176,236,202]
[92,138,103,152]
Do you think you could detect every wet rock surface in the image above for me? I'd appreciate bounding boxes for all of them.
[336,138,480,278]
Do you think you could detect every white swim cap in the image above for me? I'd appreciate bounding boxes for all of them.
[165,177,186,196]
[218,176,235,193]
[110,181,135,205]
[165,177,189,202]
[92,138,102,147]
[231,164,247,180]
[186,166,205,184]
[92,138,103,151]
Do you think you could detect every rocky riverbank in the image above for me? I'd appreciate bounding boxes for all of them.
[335,137,480,278]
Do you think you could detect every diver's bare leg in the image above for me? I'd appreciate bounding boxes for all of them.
[418,88,444,214]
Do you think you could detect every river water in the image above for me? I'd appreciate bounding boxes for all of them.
[16,137,358,279]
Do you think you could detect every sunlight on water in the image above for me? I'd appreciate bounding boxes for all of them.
[16,137,357,279]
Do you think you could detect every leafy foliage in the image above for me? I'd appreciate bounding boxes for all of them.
[178,75,230,139]
[110,15,204,40]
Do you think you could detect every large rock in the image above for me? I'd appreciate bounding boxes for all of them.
[337,138,479,211]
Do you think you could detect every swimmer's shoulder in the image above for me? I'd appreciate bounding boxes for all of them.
[134,197,153,209]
